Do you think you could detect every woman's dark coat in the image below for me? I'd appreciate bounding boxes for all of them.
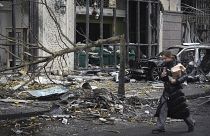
[155,61,190,119]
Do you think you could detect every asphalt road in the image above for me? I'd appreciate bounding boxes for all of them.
[31,97,210,136]
[79,99,210,136]
[0,93,210,136]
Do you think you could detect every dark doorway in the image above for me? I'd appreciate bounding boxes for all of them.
[129,1,148,44]
[76,23,111,43]
[128,1,159,59]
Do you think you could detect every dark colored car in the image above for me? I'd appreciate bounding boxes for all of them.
[129,43,210,81]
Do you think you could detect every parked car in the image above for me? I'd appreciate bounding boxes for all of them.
[129,43,210,81]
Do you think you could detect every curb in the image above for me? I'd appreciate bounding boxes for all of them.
[147,91,210,101]
[0,102,52,121]
[0,110,50,120]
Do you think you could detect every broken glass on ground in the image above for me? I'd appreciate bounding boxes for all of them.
[17,86,69,99]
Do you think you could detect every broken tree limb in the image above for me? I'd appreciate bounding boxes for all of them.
[13,58,54,91]
[0,33,53,55]
[0,46,23,61]
[54,35,121,57]
[118,35,126,96]
[42,0,76,47]
[7,35,121,91]
[0,35,121,72]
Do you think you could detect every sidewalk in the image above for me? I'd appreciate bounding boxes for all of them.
[142,83,210,100]
[0,82,209,121]
[0,99,51,120]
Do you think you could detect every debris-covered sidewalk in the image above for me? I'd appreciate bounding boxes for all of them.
[0,70,210,135]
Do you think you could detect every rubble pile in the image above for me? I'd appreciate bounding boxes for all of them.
[0,116,43,135]
[0,71,171,135]
[1,68,209,135]
[47,86,137,124]
[0,73,157,120]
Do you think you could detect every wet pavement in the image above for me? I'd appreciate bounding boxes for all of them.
[0,96,209,136]
[0,73,210,136]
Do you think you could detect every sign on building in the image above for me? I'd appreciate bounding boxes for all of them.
[109,0,116,8]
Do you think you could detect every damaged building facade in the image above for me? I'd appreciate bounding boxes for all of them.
[181,0,210,43]
[75,0,210,68]
[75,0,160,68]
[0,0,30,68]
[161,0,210,50]
[0,0,75,71]
[0,0,210,71]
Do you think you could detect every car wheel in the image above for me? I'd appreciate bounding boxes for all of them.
[149,67,160,81]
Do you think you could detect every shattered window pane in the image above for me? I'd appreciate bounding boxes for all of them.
[180,48,195,66]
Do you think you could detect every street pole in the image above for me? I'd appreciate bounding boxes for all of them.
[118,35,126,96]
[11,0,16,67]
[100,0,104,68]
[147,2,152,58]
[125,0,129,65]
[29,0,39,71]
[113,7,117,68]
[86,0,89,68]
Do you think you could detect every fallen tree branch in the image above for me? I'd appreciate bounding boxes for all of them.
[0,33,53,55]
[42,0,76,47]
[11,35,121,90]
[0,35,121,72]
[14,58,54,90]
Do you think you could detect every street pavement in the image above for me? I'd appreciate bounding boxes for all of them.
[0,83,209,120]
[72,98,210,136]
[142,83,210,100]
[0,83,209,136]
[30,98,210,136]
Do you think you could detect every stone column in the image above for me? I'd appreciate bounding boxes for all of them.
[38,0,75,72]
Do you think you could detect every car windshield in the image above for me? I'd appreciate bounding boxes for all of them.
[167,47,182,55]
[156,47,183,57]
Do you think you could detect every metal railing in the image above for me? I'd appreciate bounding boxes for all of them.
[76,0,109,8]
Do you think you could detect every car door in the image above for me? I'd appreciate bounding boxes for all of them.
[179,48,196,67]
[199,48,210,74]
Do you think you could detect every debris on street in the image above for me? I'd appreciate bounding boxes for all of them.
[17,86,69,99]
[0,69,209,135]
[61,118,68,124]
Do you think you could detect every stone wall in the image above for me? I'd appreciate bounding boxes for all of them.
[159,0,182,51]
[162,11,182,50]
[160,0,181,12]
[38,0,75,71]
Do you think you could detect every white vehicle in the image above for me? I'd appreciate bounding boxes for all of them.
[129,43,210,81]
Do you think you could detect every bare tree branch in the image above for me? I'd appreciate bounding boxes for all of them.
[0,46,23,61]
[0,33,54,55]
[42,0,76,47]
[15,58,53,90]
[0,0,123,92]
[0,35,121,72]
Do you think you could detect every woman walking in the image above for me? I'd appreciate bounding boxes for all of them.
[152,50,195,134]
